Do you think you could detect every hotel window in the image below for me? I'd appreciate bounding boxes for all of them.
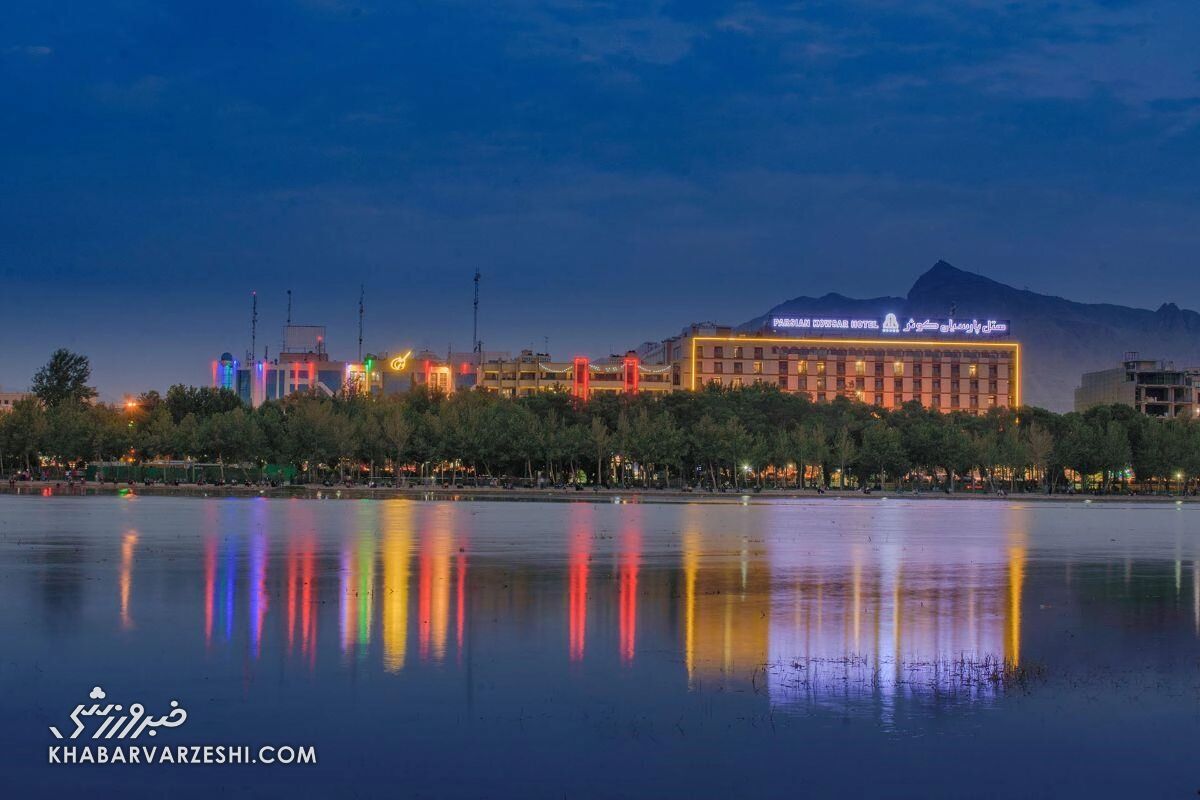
[712,346,721,358]
[855,360,865,376]
[970,394,980,408]
[713,362,723,374]
[753,361,763,375]
[989,381,998,393]
[950,364,960,379]
[874,378,884,390]
[932,379,941,392]
[913,363,923,377]
[874,362,884,376]
[968,363,978,378]
[778,375,788,389]
[931,395,941,409]
[951,395,960,408]
[988,394,997,407]
[893,378,902,392]
[754,347,763,360]
[836,377,846,390]
[914,378,923,391]
[855,390,865,401]
[797,361,808,375]
[893,361,904,376]
[778,360,788,375]
[816,377,826,390]
[875,393,884,405]
[733,362,743,374]
[817,362,826,374]
[733,346,743,359]
[731,377,743,389]
[989,364,998,379]
[836,361,846,376]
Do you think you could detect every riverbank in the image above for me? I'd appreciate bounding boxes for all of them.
[2,480,1195,503]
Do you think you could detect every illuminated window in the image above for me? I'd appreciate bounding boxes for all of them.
[968,363,978,378]
[855,360,865,376]
[731,377,743,389]
[797,361,808,375]
[817,362,826,374]
[893,361,904,376]
[753,361,763,375]
[733,346,743,359]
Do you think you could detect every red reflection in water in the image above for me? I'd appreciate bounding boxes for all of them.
[568,511,590,662]
[618,524,641,665]
[300,537,316,667]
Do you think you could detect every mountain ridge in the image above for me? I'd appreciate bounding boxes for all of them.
[741,261,1200,411]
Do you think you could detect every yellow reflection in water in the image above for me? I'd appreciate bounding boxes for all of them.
[382,503,412,672]
[119,531,138,630]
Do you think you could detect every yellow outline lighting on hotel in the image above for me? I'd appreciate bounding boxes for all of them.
[688,335,1021,409]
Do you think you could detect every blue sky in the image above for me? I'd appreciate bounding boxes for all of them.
[3,1,1199,398]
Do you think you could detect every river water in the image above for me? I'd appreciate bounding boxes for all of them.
[1,495,1198,797]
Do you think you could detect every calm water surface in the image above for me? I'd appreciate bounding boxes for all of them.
[2,495,1199,797]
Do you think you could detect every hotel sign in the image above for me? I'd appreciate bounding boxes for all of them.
[770,314,1009,338]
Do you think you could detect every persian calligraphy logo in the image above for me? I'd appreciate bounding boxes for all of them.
[49,686,187,740]
[389,350,413,371]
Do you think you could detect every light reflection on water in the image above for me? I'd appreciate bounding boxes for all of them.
[4,496,1200,797]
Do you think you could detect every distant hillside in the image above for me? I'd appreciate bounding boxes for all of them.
[742,261,1200,412]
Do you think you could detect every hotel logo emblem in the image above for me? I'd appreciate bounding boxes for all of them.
[881,313,900,334]
[49,686,187,740]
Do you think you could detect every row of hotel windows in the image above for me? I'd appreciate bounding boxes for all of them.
[706,372,1002,393]
[707,376,1003,407]
[481,372,670,383]
[699,359,1001,378]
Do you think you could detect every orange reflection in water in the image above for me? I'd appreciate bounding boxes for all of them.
[418,510,452,663]
[119,531,138,630]
[680,507,770,685]
[285,532,318,667]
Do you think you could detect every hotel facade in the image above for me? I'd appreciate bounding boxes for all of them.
[637,315,1019,412]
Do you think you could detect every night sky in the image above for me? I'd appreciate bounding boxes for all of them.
[3,1,1199,399]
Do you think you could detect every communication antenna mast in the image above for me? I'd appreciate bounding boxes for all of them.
[472,269,481,358]
[250,291,258,364]
[287,289,293,326]
[358,284,365,362]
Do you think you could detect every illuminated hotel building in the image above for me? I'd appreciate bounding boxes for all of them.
[475,350,672,399]
[640,316,1019,412]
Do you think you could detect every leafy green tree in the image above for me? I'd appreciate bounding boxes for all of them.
[1,398,46,472]
[31,349,97,408]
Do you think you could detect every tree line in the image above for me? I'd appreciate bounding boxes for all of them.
[3,349,1200,493]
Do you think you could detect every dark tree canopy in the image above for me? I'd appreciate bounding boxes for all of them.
[31,349,98,408]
